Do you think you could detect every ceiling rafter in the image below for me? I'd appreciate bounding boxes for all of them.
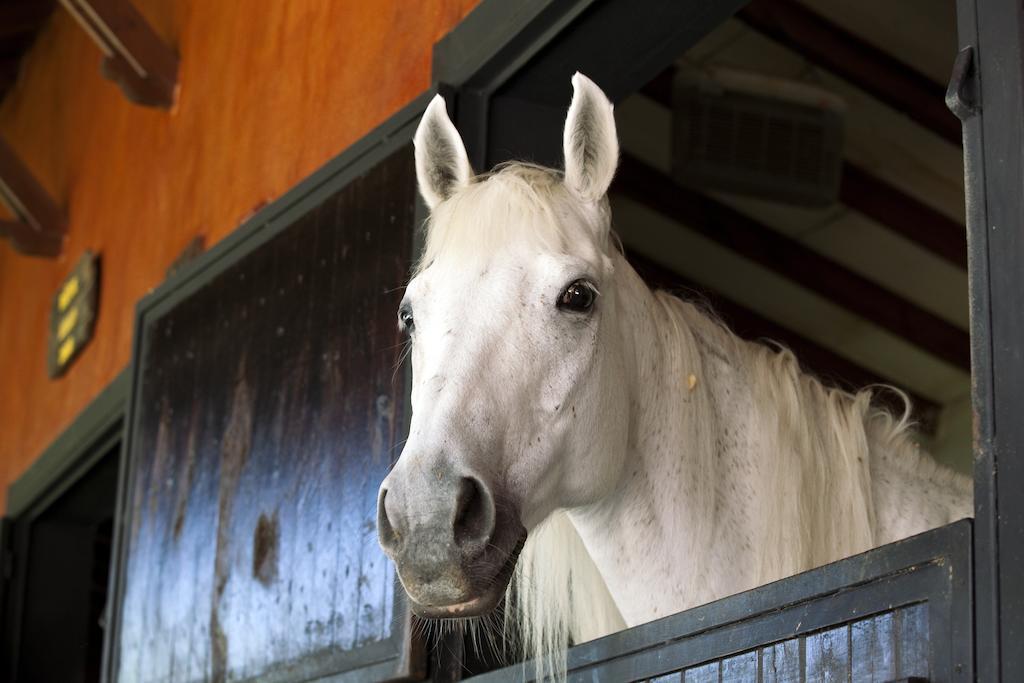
[614,154,971,372]
[839,163,966,269]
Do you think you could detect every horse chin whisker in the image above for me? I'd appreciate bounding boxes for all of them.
[413,601,517,667]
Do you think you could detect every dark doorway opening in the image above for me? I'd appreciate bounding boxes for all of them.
[2,438,120,683]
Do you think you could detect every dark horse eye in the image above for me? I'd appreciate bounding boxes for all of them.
[557,280,596,313]
[399,307,414,332]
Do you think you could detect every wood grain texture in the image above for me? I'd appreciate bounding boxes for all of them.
[851,610,895,682]
[0,0,478,510]
[649,672,683,682]
[805,625,850,681]
[116,149,416,682]
[635,605,930,683]
[762,639,801,683]
[683,662,718,683]
[894,603,929,677]
[720,651,758,681]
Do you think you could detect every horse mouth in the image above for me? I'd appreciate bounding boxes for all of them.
[408,531,526,619]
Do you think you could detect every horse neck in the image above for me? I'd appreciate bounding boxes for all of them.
[566,253,886,627]
[567,254,728,624]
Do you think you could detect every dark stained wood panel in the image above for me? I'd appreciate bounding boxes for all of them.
[804,624,850,680]
[762,639,800,682]
[851,610,894,682]
[720,651,757,681]
[683,663,716,682]
[114,149,418,682]
[639,605,929,683]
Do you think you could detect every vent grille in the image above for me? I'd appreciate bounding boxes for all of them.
[671,68,846,206]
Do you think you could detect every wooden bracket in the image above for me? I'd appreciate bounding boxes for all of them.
[60,0,178,108]
[0,138,65,258]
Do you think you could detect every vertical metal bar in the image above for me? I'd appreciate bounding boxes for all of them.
[954,0,1024,679]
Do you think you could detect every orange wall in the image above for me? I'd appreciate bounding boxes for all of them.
[0,0,479,509]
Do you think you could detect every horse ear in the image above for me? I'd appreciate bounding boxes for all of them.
[563,72,619,202]
[414,94,474,209]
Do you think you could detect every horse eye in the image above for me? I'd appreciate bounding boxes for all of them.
[399,307,414,333]
[557,280,596,313]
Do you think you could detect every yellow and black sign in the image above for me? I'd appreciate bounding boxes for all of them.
[48,252,99,378]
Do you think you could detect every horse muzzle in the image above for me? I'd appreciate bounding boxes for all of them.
[377,461,526,618]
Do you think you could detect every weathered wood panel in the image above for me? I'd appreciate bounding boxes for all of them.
[114,149,417,682]
[638,606,928,683]
[806,625,850,681]
[0,0,478,510]
[762,639,800,683]
[683,662,717,682]
[894,602,929,676]
[851,610,894,682]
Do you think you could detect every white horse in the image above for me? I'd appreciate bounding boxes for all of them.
[377,73,972,678]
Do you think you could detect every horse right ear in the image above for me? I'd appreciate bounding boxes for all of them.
[563,72,619,203]
[414,95,474,210]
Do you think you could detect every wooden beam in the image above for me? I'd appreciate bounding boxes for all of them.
[0,137,64,257]
[625,248,941,431]
[614,154,971,371]
[640,68,968,270]
[737,0,961,146]
[840,163,967,269]
[60,0,178,108]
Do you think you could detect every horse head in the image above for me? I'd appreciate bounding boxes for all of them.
[377,73,631,618]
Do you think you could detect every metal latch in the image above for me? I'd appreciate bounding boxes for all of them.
[946,46,979,121]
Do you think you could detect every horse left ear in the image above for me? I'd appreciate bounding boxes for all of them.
[563,72,619,203]
[414,94,474,210]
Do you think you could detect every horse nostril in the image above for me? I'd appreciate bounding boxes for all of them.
[453,476,496,551]
[377,488,401,554]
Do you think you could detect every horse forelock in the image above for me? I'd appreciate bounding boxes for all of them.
[414,162,611,277]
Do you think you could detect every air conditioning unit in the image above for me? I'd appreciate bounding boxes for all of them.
[671,66,847,206]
